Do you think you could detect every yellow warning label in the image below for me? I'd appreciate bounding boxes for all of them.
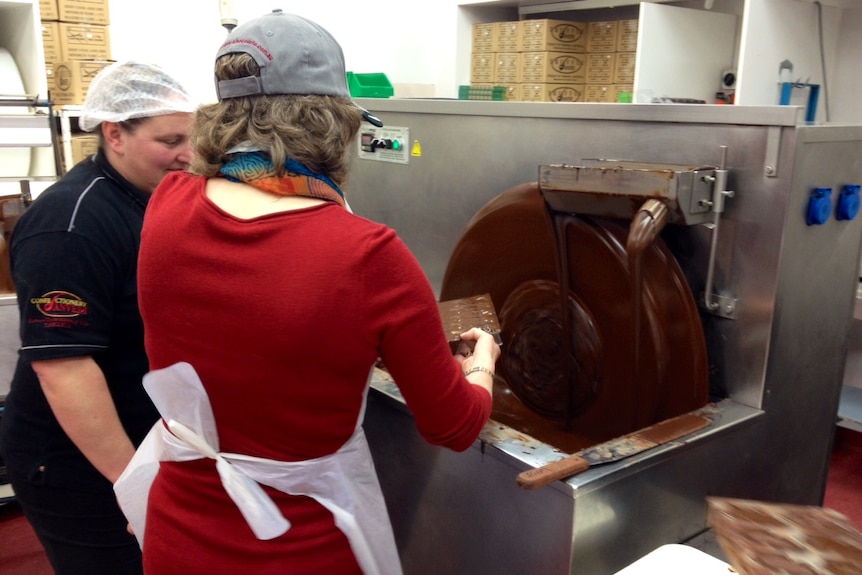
[411,140,422,157]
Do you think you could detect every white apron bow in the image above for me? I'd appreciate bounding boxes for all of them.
[114,361,402,575]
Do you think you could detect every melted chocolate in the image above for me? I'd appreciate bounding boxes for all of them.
[441,182,708,453]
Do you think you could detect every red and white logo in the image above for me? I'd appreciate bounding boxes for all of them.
[31,291,89,318]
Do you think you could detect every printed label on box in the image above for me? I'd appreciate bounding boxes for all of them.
[617,19,639,52]
[494,53,521,84]
[587,22,617,53]
[59,23,111,61]
[586,53,615,84]
[585,84,615,103]
[42,22,61,66]
[472,23,496,53]
[522,52,586,84]
[502,84,521,101]
[521,83,584,102]
[58,0,110,25]
[614,52,636,84]
[470,53,495,84]
[53,59,113,105]
[521,20,586,53]
[40,0,59,21]
[496,22,522,53]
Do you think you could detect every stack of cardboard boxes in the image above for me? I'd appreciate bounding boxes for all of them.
[39,0,112,166]
[583,19,637,103]
[470,18,637,103]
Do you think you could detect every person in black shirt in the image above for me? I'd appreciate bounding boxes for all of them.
[0,61,195,575]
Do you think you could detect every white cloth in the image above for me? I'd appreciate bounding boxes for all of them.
[613,544,731,575]
[114,362,402,575]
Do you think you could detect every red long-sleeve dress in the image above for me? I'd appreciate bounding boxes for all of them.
[136,171,492,574]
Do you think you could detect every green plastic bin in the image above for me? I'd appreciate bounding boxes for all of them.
[346,72,394,98]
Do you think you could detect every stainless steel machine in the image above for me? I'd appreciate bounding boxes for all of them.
[348,100,862,574]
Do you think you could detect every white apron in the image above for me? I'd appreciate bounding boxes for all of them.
[114,362,402,575]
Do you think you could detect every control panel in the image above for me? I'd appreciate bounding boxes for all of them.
[357,125,409,165]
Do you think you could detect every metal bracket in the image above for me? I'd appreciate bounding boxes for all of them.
[703,293,738,319]
[764,126,781,178]
[702,146,736,317]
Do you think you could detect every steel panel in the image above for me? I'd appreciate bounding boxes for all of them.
[347,103,862,574]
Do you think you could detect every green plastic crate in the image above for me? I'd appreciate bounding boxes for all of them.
[458,85,506,101]
[346,72,394,98]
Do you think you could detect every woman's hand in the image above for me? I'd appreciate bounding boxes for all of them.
[455,327,501,396]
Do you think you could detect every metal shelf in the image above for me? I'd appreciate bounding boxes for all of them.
[517,0,676,16]
[0,96,54,149]
[0,96,62,194]
[0,114,53,147]
[511,0,856,16]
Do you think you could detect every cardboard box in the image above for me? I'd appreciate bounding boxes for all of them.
[501,84,521,102]
[521,83,584,102]
[587,21,617,53]
[616,19,639,52]
[52,59,113,105]
[58,23,111,61]
[584,84,616,103]
[44,22,110,65]
[70,134,99,164]
[40,0,59,21]
[41,22,61,66]
[472,23,496,53]
[470,53,495,84]
[45,66,56,94]
[521,51,586,84]
[496,22,521,53]
[614,52,636,84]
[494,52,521,84]
[585,53,615,84]
[57,0,109,25]
[520,20,586,53]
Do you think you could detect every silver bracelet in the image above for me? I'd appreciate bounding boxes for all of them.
[464,365,493,378]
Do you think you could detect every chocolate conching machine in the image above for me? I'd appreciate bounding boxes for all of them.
[348,100,862,574]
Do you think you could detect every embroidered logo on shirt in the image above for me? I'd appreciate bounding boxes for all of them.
[31,291,89,318]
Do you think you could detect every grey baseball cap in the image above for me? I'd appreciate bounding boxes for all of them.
[214,9,383,127]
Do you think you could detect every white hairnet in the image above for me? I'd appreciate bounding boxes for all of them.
[79,61,197,132]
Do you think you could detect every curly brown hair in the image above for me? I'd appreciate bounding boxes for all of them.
[189,53,363,185]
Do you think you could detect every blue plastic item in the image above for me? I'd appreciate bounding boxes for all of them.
[807,187,832,226]
[780,82,820,123]
[837,185,861,221]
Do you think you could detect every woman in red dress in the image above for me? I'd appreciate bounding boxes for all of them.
[118,10,500,575]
